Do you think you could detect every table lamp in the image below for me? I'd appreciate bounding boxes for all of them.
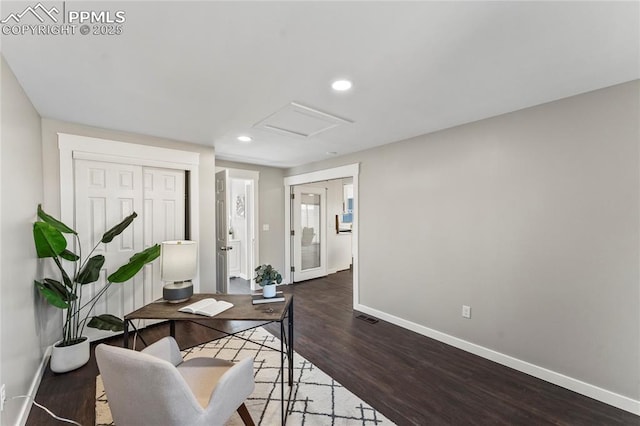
[161,240,197,303]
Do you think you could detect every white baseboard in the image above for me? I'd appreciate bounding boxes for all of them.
[354,303,640,416]
[17,346,52,426]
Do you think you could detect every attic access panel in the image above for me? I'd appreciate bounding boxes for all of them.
[254,102,353,138]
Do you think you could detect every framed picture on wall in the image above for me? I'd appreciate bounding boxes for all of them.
[335,198,353,234]
[336,183,353,233]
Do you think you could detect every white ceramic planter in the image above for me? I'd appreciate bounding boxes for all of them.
[263,284,277,298]
[50,337,90,373]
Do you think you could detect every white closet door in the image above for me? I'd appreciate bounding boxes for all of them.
[74,159,145,341]
[143,167,186,302]
[74,160,186,341]
[142,167,185,327]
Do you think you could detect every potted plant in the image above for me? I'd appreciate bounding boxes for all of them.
[33,205,160,373]
[254,264,282,298]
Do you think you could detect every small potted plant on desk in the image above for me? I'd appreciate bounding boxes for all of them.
[33,205,160,373]
[254,264,282,298]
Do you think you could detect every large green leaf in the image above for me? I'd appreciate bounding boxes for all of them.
[43,278,76,301]
[87,314,124,331]
[59,249,80,262]
[37,204,77,234]
[101,212,137,243]
[76,255,105,284]
[33,222,67,258]
[107,244,160,283]
[128,244,161,264]
[34,280,68,309]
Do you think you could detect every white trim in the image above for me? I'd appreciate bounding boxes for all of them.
[216,167,260,182]
[59,133,199,165]
[16,346,52,426]
[284,164,359,187]
[284,163,359,310]
[58,133,201,291]
[73,151,197,170]
[355,303,640,416]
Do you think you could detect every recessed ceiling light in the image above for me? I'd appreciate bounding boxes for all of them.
[331,79,352,91]
[237,135,252,142]
[326,151,338,155]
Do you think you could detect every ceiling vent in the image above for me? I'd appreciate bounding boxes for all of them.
[253,102,353,138]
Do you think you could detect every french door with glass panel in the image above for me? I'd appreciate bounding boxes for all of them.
[292,185,327,282]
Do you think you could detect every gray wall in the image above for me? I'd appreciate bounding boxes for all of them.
[216,160,286,274]
[287,81,640,400]
[1,57,47,425]
[40,119,218,293]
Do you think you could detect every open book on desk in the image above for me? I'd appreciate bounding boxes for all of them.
[178,298,233,317]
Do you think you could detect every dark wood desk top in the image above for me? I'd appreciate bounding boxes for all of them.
[125,293,292,322]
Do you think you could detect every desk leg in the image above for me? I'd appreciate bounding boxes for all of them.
[123,320,129,349]
[288,298,294,386]
[280,318,285,425]
[279,297,294,425]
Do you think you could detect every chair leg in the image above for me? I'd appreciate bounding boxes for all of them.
[237,403,255,426]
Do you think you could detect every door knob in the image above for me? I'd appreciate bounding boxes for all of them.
[220,246,233,251]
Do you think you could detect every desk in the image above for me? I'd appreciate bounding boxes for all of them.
[123,293,294,425]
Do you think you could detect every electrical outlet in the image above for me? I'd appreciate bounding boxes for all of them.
[1,383,6,412]
[462,305,471,319]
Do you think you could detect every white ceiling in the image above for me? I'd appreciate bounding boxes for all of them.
[2,1,639,168]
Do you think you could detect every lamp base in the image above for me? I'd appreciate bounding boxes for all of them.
[163,282,194,303]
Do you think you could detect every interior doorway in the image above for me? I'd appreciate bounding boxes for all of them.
[284,164,359,308]
[290,179,353,283]
[215,167,259,294]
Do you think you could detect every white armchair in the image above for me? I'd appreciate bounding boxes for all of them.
[95,336,255,426]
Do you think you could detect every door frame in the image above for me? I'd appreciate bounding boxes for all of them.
[215,167,260,291]
[284,163,359,308]
[58,133,201,290]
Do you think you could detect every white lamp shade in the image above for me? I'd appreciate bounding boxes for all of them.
[160,241,198,282]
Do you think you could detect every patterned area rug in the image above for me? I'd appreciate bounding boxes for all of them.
[96,327,394,425]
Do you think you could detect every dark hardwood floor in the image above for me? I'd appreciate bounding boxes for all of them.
[28,270,638,425]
